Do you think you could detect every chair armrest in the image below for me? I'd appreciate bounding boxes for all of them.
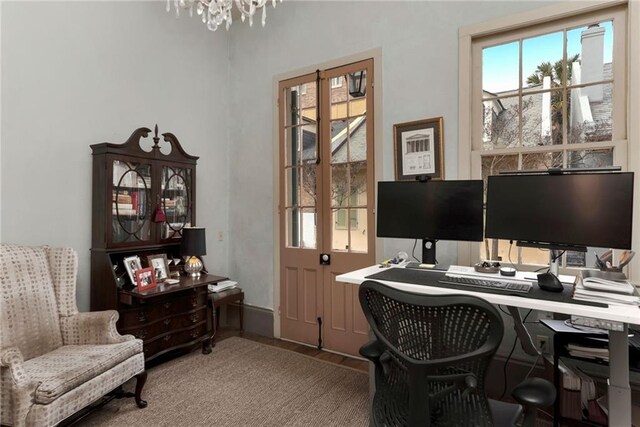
[60,310,135,345]
[1,347,40,426]
[0,348,32,387]
[359,339,384,362]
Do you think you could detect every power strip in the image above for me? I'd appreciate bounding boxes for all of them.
[570,315,624,332]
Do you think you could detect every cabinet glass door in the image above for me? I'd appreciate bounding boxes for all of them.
[112,160,152,244]
[161,166,192,239]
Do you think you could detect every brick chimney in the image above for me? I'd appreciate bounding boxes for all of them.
[580,24,605,102]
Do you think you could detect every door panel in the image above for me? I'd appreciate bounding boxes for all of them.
[279,74,323,345]
[279,60,374,356]
[321,60,374,355]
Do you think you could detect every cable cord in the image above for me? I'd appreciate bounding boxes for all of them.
[499,309,533,400]
[411,240,420,262]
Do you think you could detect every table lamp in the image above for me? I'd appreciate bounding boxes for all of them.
[180,227,206,278]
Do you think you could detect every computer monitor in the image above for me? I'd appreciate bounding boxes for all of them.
[485,172,634,275]
[377,180,484,264]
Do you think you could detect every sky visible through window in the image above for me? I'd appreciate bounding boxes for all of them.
[483,21,613,94]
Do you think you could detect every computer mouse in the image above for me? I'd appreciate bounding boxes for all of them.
[537,272,564,293]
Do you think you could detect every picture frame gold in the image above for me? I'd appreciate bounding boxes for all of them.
[393,117,444,181]
[146,253,170,282]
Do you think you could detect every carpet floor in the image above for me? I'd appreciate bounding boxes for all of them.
[83,337,369,426]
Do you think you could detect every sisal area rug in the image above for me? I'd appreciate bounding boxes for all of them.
[84,337,369,427]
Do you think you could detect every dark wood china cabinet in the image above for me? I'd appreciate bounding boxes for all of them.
[90,126,225,362]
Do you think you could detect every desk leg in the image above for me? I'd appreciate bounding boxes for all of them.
[608,325,631,426]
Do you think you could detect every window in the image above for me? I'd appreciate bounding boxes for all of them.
[331,77,343,88]
[465,5,628,270]
[300,84,307,95]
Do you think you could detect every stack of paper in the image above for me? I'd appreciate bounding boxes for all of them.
[567,343,609,362]
[208,280,238,293]
[573,270,640,305]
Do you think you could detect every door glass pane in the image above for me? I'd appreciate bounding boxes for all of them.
[330,119,348,164]
[286,207,300,248]
[483,41,519,94]
[349,208,368,253]
[285,167,300,207]
[301,123,317,164]
[161,166,192,240]
[330,164,349,208]
[330,76,348,121]
[482,96,520,149]
[350,162,367,206]
[301,165,317,208]
[284,86,301,127]
[301,208,317,249]
[332,208,349,251]
[348,117,366,162]
[285,126,301,166]
[112,161,151,244]
[567,84,613,143]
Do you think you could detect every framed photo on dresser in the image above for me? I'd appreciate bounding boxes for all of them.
[123,255,142,286]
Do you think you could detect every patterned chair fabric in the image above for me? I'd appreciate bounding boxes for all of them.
[0,244,146,427]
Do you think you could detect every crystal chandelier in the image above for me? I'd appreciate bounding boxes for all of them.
[167,0,283,32]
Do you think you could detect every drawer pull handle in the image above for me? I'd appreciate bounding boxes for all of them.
[136,329,148,340]
[164,302,172,309]
[164,319,171,326]
[163,335,171,342]
[191,298,198,307]
[137,312,147,323]
[190,314,198,323]
[190,330,200,339]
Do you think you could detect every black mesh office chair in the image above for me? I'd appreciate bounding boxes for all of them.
[359,280,555,427]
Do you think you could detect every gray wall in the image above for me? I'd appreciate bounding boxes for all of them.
[1,1,230,311]
[227,1,552,312]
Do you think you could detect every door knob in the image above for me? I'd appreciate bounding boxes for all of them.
[320,253,331,265]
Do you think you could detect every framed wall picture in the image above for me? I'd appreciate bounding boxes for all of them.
[135,267,157,291]
[123,255,142,286]
[147,254,170,282]
[393,117,444,181]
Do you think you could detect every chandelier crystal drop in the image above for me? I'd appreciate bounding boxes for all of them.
[167,0,282,32]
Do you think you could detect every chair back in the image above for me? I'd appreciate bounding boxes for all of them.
[0,244,66,360]
[359,280,504,426]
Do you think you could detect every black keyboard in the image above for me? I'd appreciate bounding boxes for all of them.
[439,275,532,294]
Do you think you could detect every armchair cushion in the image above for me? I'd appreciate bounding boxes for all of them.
[20,340,142,404]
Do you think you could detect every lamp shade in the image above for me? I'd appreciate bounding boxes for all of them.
[180,227,206,256]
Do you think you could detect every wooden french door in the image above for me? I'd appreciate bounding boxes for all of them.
[278,59,375,356]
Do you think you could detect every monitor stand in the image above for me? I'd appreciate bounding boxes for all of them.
[422,239,436,265]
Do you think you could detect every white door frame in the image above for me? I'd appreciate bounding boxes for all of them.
[272,48,383,339]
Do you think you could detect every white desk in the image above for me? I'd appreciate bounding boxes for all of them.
[337,265,640,426]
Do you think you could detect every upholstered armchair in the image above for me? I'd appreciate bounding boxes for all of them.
[0,244,147,427]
